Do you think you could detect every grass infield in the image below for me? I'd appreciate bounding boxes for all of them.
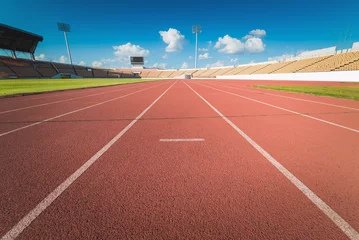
[253,85,359,101]
[0,78,160,97]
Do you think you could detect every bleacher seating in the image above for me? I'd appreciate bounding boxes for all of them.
[0,60,15,78]
[93,69,108,78]
[212,67,234,76]
[298,51,359,72]
[336,60,359,71]
[158,70,175,78]
[199,68,220,77]
[192,69,208,77]
[34,62,58,77]
[237,64,269,75]
[146,70,161,78]
[74,66,93,77]
[255,61,296,74]
[53,63,76,74]
[170,70,186,77]
[272,56,331,73]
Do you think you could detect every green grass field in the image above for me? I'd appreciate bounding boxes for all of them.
[0,78,159,97]
[253,85,359,100]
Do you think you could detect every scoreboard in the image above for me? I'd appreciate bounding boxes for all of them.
[130,56,144,65]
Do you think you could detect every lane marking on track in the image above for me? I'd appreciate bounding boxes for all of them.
[194,82,359,133]
[159,138,205,142]
[0,84,147,115]
[0,82,168,138]
[184,81,359,240]
[207,82,359,111]
[0,81,177,240]
[0,81,158,104]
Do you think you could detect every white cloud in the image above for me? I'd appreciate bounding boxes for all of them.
[245,37,265,53]
[230,58,238,64]
[214,35,245,54]
[78,61,86,66]
[35,54,46,61]
[181,62,189,69]
[243,35,254,40]
[59,55,67,63]
[268,53,295,62]
[113,42,150,63]
[92,61,102,67]
[249,29,266,38]
[198,48,208,52]
[189,56,193,59]
[162,54,168,59]
[206,60,225,68]
[159,28,185,52]
[152,63,167,69]
[207,41,213,47]
[198,53,212,60]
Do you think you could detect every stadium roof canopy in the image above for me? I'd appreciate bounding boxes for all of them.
[0,23,43,54]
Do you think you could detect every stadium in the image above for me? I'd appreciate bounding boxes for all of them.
[1,1,359,239]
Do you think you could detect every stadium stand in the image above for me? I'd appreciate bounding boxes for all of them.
[52,63,76,74]
[199,68,220,77]
[170,70,186,77]
[336,59,359,71]
[93,69,108,78]
[33,62,58,77]
[192,69,208,77]
[231,66,252,75]
[298,51,359,72]
[158,70,175,78]
[146,70,161,78]
[74,66,93,77]
[272,56,331,73]
[237,64,270,75]
[212,67,235,76]
[254,61,296,74]
[0,59,16,78]
[182,69,198,75]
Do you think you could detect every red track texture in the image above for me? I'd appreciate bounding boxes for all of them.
[0,79,358,239]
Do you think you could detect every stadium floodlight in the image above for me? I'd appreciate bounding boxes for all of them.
[192,25,202,69]
[57,22,73,65]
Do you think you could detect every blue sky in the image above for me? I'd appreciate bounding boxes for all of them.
[1,0,359,69]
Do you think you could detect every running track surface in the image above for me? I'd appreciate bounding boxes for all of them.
[1,79,359,239]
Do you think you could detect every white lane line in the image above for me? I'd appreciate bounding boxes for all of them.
[0,81,176,240]
[194,82,359,133]
[208,82,359,111]
[0,82,168,138]
[184,81,359,240]
[159,138,205,142]
[0,84,145,115]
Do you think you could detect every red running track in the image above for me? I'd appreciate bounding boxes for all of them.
[0,79,358,239]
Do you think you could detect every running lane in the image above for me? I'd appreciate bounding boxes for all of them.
[0,81,165,134]
[202,80,359,109]
[0,81,162,112]
[187,80,359,232]
[0,81,174,236]
[196,81,359,130]
[13,81,348,239]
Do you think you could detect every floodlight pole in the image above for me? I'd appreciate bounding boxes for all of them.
[192,25,202,69]
[63,31,73,65]
[57,23,73,65]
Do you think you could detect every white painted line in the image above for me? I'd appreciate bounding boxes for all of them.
[0,84,144,115]
[194,82,359,133]
[184,81,359,240]
[0,82,167,138]
[159,138,205,142]
[209,82,359,111]
[0,81,176,240]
